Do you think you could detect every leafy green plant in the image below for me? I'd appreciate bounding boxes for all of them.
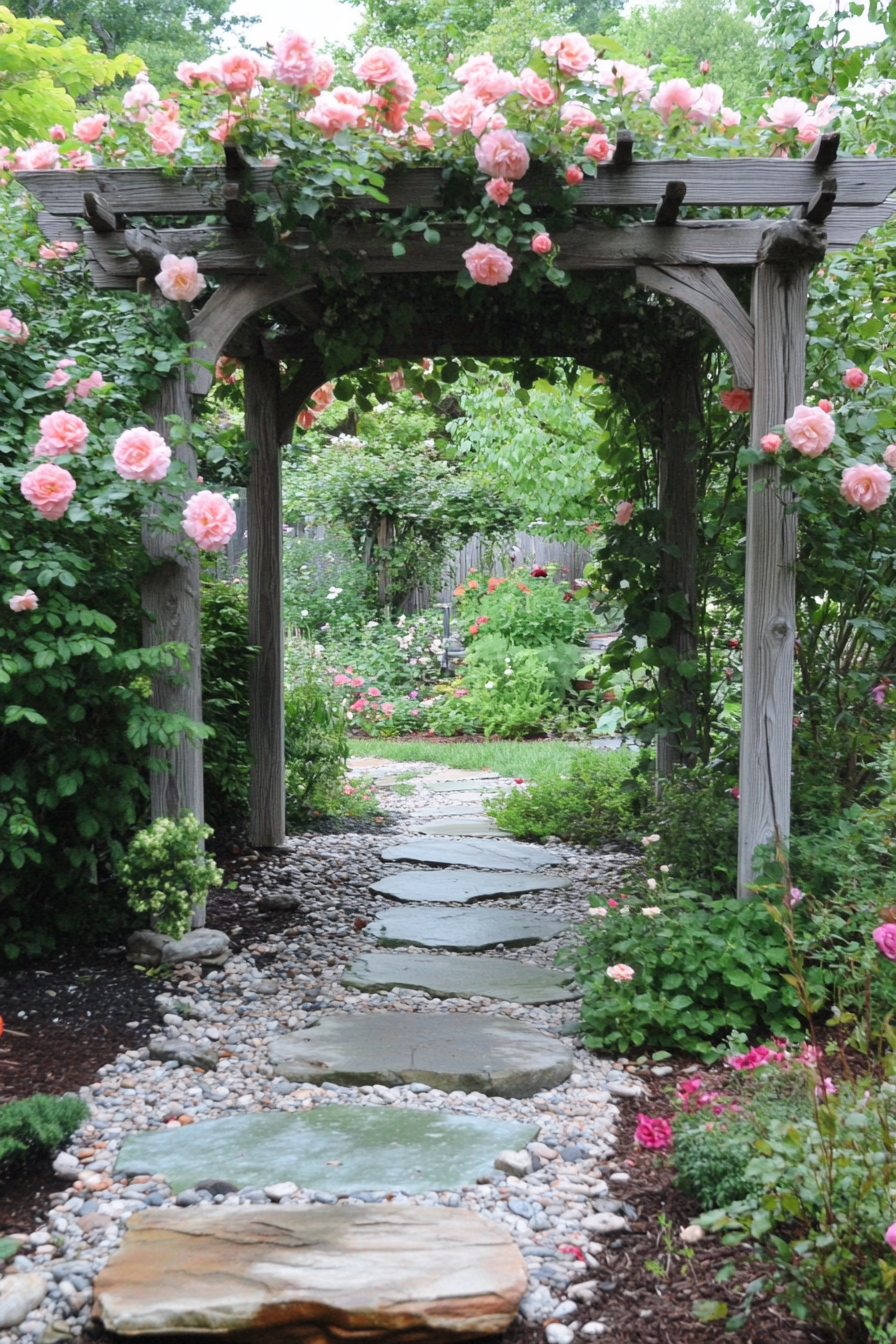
[575,885,805,1061]
[645,764,740,895]
[487,749,642,843]
[117,812,221,938]
[199,576,255,834]
[284,654,349,825]
[0,1093,89,1171]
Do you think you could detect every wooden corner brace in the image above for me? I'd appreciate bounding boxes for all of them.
[636,263,755,389]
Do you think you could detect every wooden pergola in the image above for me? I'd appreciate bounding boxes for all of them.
[18,134,896,902]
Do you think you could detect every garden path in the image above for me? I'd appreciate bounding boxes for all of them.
[0,764,640,1343]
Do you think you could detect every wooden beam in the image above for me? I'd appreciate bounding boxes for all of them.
[804,132,839,169]
[737,220,825,897]
[16,156,896,215]
[245,355,285,848]
[123,225,167,276]
[223,141,250,177]
[278,361,327,445]
[83,190,116,232]
[613,130,634,168]
[636,264,754,388]
[803,175,837,225]
[187,276,317,395]
[222,181,254,229]
[140,366,207,924]
[655,180,686,227]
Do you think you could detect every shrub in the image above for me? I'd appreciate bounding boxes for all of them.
[488,750,644,843]
[574,885,805,1061]
[282,531,371,636]
[117,811,221,937]
[453,569,592,647]
[285,654,349,825]
[645,764,740,895]
[0,1094,89,1171]
[200,577,255,834]
[673,1121,760,1210]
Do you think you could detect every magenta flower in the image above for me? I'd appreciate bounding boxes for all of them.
[885,1224,896,1254]
[634,1114,673,1149]
[873,924,896,961]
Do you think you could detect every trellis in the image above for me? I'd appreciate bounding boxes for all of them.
[17,133,896,901]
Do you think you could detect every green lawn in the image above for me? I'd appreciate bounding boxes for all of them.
[348,738,602,784]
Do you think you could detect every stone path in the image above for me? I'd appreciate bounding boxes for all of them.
[0,758,637,1343]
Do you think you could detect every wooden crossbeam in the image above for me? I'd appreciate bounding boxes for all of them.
[17,156,896,217]
[655,180,686,226]
[123,226,167,275]
[613,130,634,168]
[803,176,837,224]
[83,190,116,233]
[805,132,840,169]
[222,182,254,229]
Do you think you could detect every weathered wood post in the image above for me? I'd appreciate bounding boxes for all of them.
[244,354,286,848]
[737,221,825,896]
[141,366,207,925]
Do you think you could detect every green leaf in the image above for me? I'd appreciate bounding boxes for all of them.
[391,241,406,258]
[693,1301,728,1322]
[648,611,671,639]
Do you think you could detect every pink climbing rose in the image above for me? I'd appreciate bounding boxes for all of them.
[34,410,89,456]
[565,164,584,185]
[584,133,613,162]
[16,142,60,170]
[485,178,514,206]
[182,491,238,552]
[155,254,206,303]
[720,388,752,413]
[606,963,634,981]
[840,463,891,511]
[122,73,160,120]
[542,33,594,76]
[306,91,365,138]
[354,46,403,86]
[466,67,517,103]
[760,433,782,453]
[147,115,185,155]
[462,242,513,286]
[614,501,633,525]
[218,50,264,95]
[651,78,699,122]
[273,31,317,88]
[784,404,835,456]
[761,96,808,130]
[70,370,104,400]
[518,68,556,106]
[8,590,38,612]
[561,101,601,130]
[0,309,29,344]
[112,427,172,482]
[310,382,335,411]
[312,56,335,91]
[634,1114,673,1149]
[842,366,868,389]
[886,1225,896,1254]
[474,129,530,180]
[20,462,77,519]
[531,233,552,254]
[883,445,896,469]
[873,924,896,961]
[72,115,108,144]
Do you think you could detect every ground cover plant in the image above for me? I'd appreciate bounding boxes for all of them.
[117,811,221,937]
[486,748,644,843]
[0,1094,88,1174]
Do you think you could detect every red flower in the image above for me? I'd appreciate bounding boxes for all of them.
[518,582,532,593]
[727,638,740,649]
[720,387,752,413]
[530,566,548,577]
[634,1114,673,1149]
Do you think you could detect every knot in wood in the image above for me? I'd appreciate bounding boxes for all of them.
[770,619,791,640]
[758,219,826,271]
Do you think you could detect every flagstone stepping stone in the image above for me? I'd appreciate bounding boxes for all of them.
[347,756,397,770]
[113,1105,538,1195]
[270,1011,572,1095]
[371,870,572,904]
[417,819,509,837]
[421,778,506,792]
[93,1204,527,1339]
[368,906,568,952]
[342,952,578,1004]
[382,838,561,871]
[428,769,501,780]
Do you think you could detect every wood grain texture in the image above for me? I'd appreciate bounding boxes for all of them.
[636,264,755,388]
[17,157,896,215]
[187,276,314,394]
[140,367,206,926]
[245,356,285,848]
[738,241,811,895]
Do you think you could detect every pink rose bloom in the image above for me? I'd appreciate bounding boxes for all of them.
[561,101,600,129]
[64,149,93,171]
[182,491,238,552]
[727,1045,782,1070]
[883,445,896,469]
[156,254,206,303]
[518,68,556,106]
[113,427,172,482]
[17,141,60,170]
[48,124,67,142]
[209,112,240,143]
[720,107,741,127]
[367,686,381,697]
[45,366,71,389]
[388,369,405,391]
[474,128,529,180]
[218,50,262,95]
[614,501,633,525]
[20,462,77,519]
[438,90,484,135]
[349,697,367,712]
[886,1225,896,1254]
[818,398,833,413]
[306,91,365,138]
[584,133,613,162]
[296,409,317,430]
[485,177,513,206]
[72,115,108,144]
[273,30,317,88]
[350,676,364,687]
[842,366,868,389]
[354,46,402,86]
[784,403,835,456]
[565,164,584,185]
[531,233,552,254]
[311,55,335,92]
[148,120,185,155]
[606,963,634,982]
[815,1077,838,1100]
[874,923,896,960]
[34,410,89,457]
[38,240,78,260]
[466,67,517,103]
[69,370,104,401]
[471,104,504,138]
[411,126,434,149]
[455,53,497,84]
[311,382,335,411]
[634,1114,673,1149]
[175,62,201,86]
[381,702,395,715]
[333,673,351,685]
[761,96,807,130]
[593,58,653,102]
[462,242,513,286]
[650,78,700,122]
[688,82,724,125]
[760,433,782,453]
[123,73,160,121]
[840,462,891,511]
[8,590,38,612]
[543,32,595,76]
[797,121,820,145]
[720,387,752,413]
